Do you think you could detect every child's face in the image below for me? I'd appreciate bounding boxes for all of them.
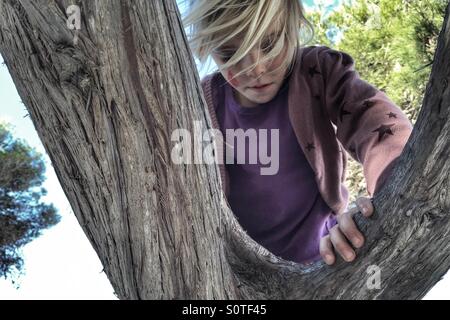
[211,29,290,108]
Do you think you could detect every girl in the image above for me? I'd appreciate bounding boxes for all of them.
[182,0,413,265]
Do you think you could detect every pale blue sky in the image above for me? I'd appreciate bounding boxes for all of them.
[0,0,448,300]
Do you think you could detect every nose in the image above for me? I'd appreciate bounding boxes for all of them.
[243,49,267,78]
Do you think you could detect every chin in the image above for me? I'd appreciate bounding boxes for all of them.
[256,97,273,104]
[252,94,276,104]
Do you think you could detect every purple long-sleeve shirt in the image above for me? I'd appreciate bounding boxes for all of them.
[216,77,337,263]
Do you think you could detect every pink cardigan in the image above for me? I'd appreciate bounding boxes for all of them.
[201,45,413,215]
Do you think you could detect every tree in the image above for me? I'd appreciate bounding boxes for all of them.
[0,0,448,299]
[0,122,60,280]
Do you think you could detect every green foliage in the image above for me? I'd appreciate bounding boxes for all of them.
[0,122,60,280]
[306,0,447,199]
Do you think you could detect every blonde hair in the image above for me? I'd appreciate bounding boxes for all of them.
[182,0,314,79]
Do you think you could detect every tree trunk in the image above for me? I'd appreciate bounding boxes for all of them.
[0,0,448,299]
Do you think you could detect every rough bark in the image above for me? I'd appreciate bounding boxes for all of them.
[0,0,448,299]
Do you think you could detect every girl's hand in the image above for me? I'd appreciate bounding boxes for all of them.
[320,197,374,265]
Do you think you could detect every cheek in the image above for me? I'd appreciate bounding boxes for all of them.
[227,70,240,87]
[272,48,289,70]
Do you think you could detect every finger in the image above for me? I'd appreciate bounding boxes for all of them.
[356,197,374,217]
[320,235,335,265]
[329,225,356,262]
[338,212,364,248]
[342,202,359,219]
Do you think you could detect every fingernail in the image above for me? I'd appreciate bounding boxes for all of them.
[325,255,334,265]
[345,251,355,261]
[354,237,363,247]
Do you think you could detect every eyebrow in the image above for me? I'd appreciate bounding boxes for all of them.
[215,31,281,52]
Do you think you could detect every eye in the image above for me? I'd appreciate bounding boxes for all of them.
[216,50,235,63]
[220,54,233,62]
[262,38,276,54]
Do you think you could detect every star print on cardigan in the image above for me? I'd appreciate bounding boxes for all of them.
[308,65,321,77]
[362,99,376,110]
[387,112,397,118]
[306,143,315,151]
[372,123,395,142]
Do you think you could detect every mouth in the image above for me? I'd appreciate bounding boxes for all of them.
[249,83,273,90]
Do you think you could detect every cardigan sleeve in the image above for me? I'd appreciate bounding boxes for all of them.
[317,46,413,196]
